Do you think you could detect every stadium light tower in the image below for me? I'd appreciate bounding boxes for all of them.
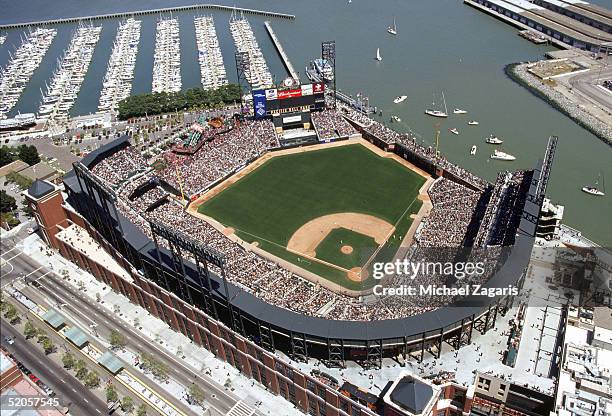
[235,51,251,111]
[321,40,336,109]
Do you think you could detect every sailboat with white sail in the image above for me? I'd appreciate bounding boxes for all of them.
[425,91,448,118]
[387,18,397,35]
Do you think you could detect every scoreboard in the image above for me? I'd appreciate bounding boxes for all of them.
[252,83,325,118]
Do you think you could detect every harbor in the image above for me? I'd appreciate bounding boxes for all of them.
[194,16,227,90]
[151,17,181,93]
[229,11,273,89]
[98,18,141,112]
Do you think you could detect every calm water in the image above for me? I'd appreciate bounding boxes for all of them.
[1,0,611,245]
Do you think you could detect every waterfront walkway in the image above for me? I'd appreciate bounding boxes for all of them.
[0,4,294,29]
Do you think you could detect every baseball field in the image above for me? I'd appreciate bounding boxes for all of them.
[196,142,426,290]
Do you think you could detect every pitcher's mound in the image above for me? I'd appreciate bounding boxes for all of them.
[341,245,353,255]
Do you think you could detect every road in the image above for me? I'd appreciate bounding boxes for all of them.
[0,234,252,416]
[568,66,612,115]
[0,319,107,416]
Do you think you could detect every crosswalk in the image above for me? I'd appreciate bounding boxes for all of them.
[226,400,256,416]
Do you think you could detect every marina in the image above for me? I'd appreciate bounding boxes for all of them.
[0,28,56,119]
[230,11,273,89]
[194,16,227,90]
[152,17,181,93]
[0,35,5,45]
[38,24,101,123]
[98,18,141,112]
[264,21,299,82]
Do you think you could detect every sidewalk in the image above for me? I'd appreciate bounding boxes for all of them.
[19,234,302,416]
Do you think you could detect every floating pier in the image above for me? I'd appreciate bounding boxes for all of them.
[264,21,299,82]
[0,4,294,29]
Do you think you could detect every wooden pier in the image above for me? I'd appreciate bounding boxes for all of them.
[263,21,299,81]
[0,4,294,30]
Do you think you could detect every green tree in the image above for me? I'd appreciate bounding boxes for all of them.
[24,321,38,339]
[42,338,54,354]
[109,330,126,350]
[17,145,40,165]
[0,293,5,312]
[136,403,147,416]
[121,396,134,414]
[5,172,33,190]
[62,352,75,369]
[75,366,88,380]
[0,146,16,167]
[0,190,17,214]
[21,202,34,218]
[85,371,100,388]
[36,332,48,344]
[75,359,87,373]
[4,303,18,322]
[106,384,118,403]
[188,384,205,405]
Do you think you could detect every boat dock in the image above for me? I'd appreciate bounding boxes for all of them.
[264,21,299,82]
[0,4,295,29]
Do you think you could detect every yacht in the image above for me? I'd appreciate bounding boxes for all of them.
[490,149,516,161]
[485,134,503,144]
[453,108,468,114]
[582,173,605,196]
[449,128,459,135]
[470,145,477,155]
[468,120,479,126]
[393,95,407,104]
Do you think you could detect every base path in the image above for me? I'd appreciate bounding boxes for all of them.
[287,212,394,257]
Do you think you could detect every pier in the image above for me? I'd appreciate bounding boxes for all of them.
[0,4,294,30]
[264,21,299,82]
[305,68,375,114]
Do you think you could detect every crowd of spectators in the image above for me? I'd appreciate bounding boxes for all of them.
[158,118,278,195]
[417,178,482,247]
[311,109,357,140]
[90,147,147,188]
[85,104,532,321]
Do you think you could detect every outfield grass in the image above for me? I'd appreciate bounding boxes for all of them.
[315,228,378,270]
[199,143,425,289]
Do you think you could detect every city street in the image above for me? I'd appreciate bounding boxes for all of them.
[1,319,107,416]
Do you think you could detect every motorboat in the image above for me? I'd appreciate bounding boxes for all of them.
[582,173,605,196]
[490,149,516,161]
[470,145,477,155]
[485,134,503,144]
[453,108,467,114]
[375,47,382,61]
[393,95,407,104]
[449,128,459,135]
[391,115,401,122]
[468,120,479,126]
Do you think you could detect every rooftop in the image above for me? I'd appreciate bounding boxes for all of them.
[55,224,132,282]
[26,180,56,200]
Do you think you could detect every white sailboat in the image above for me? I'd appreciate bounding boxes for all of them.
[387,17,397,35]
[375,47,382,61]
[425,91,448,118]
[582,173,605,196]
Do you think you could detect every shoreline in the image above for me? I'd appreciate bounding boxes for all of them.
[504,63,612,146]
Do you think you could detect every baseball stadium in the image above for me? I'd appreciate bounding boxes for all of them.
[59,83,557,366]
